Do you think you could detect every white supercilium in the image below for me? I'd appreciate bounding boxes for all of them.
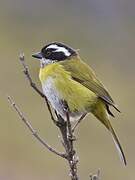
[46,44,71,56]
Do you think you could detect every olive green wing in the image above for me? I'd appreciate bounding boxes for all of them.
[60,58,120,112]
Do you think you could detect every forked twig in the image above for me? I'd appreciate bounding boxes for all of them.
[7,95,66,159]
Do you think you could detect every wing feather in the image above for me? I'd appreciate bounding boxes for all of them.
[60,58,120,112]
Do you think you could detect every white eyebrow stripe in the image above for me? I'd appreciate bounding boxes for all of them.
[46,44,59,49]
[46,44,71,56]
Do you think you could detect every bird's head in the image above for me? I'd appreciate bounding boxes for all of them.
[32,42,77,66]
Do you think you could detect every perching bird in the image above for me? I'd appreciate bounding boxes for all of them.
[32,42,126,165]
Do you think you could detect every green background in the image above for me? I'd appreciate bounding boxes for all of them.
[0,0,134,179]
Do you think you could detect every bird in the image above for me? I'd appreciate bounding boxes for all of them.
[32,42,126,165]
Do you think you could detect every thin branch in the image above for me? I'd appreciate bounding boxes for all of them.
[66,113,78,180]
[72,113,87,133]
[7,95,66,159]
[90,169,100,180]
[19,53,45,98]
[55,113,69,154]
[66,111,73,151]
[19,53,57,124]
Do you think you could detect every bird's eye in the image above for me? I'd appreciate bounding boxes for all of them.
[46,51,51,56]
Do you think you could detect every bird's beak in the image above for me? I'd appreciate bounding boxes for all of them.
[32,52,42,59]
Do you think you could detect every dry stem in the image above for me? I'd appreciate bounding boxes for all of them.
[90,169,100,180]
[8,96,66,158]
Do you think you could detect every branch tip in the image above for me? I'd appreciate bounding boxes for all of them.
[90,169,100,180]
[19,53,24,61]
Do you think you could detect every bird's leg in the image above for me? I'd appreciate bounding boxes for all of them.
[54,110,66,127]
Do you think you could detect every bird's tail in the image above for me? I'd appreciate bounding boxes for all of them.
[92,100,127,166]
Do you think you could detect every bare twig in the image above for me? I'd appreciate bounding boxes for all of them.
[19,53,45,98]
[7,95,66,159]
[66,112,78,180]
[19,54,57,124]
[55,111,78,180]
[90,169,100,180]
[72,113,87,133]
[55,113,69,153]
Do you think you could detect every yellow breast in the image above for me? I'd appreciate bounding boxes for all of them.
[39,63,97,112]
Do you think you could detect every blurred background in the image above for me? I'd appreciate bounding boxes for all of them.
[0,0,135,179]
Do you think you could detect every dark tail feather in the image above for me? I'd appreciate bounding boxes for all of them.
[106,105,115,117]
[92,100,126,165]
[112,104,121,113]
[107,121,127,166]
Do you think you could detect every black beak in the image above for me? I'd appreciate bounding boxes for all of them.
[32,52,42,59]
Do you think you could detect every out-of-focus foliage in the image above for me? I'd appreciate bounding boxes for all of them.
[0,0,135,179]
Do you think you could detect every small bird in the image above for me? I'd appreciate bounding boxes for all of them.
[32,42,126,165]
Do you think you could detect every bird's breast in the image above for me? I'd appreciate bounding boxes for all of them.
[39,63,72,118]
[39,63,97,119]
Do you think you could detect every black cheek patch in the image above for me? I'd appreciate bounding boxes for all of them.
[49,52,67,61]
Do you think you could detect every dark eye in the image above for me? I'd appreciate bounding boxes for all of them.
[46,51,51,56]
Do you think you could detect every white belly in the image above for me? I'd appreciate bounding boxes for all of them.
[42,77,64,115]
[42,77,84,121]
